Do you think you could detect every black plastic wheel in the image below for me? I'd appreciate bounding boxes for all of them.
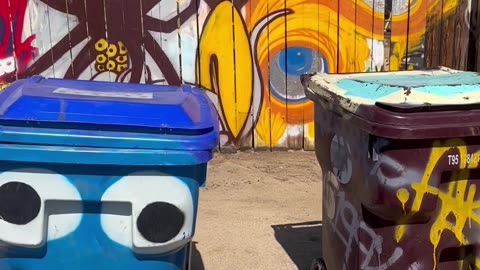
[310,257,327,270]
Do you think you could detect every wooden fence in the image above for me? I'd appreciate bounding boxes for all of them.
[0,0,477,151]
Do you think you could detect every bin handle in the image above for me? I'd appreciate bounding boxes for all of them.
[375,101,480,113]
[440,168,480,184]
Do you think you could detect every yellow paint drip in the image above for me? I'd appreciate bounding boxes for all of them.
[394,226,405,243]
[396,188,410,215]
[394,139,480,270]
[475,256,480,269]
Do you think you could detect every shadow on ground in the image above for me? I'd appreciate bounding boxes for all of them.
[272,221,322,270]
[190,241,205,270]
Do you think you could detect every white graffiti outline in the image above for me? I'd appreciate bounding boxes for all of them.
[0,57,16,78]
[327,175,403,270]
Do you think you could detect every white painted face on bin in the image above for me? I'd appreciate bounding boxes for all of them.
[0,168,82,248]
[101,171,195,254]
[0,169,195,255]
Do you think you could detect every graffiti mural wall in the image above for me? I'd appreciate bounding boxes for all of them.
[0,0,473,150]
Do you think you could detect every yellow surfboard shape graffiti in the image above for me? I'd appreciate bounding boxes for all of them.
[197,1,253,140]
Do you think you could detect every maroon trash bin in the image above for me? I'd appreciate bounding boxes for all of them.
[301,67,480,270]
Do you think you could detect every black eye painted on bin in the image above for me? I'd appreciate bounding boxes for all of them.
[0,182,41,225]
[137,202,185,243]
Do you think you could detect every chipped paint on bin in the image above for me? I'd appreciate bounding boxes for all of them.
[305,67,480,114]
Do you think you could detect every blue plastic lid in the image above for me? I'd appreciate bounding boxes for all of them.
[0,76,219,154]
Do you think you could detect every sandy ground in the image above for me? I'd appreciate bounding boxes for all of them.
[192,151,323,270]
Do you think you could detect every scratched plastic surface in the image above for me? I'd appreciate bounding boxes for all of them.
[302,70,480,270]
[303,67,480,111]
[0,77,218,270]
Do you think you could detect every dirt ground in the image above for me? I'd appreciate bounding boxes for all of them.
[192,151,323,270]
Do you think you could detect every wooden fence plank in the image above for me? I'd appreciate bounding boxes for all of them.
[51,2,81,78]
[331,0,339,74]
[477,0,480,72]
[176,0,199,85]
[303,0,325,151]
[217,0,238,153]
[345,0,358,72]
[178,0,200,85]
[142,1,172,85]
[77,0,93,80]
[61,0,76,79]
[176,1,183,84]
[405,0,426,70]
[196,0,221,152]
[267,0,287,151]
[346,0,374,73]
[285,0,304,150]
[17,0,93,80]
[101,0,115,82]
[250,0,272,151]
[384,0,391,71]
[303,108,315,151]
[268,0,288,150]
[196,0,238,152]
[2,0,17,81]
[389,0,409,71]
[304,0,341,150]
[424,0,443,67]
[129,0,148,84]
[21,0,38,78]
[93,0,111,82]
[348,0,356,72]
[441,1,456,67]
[45,3,61,77]
[373,0,386,72]
[233,0,254,151]
[143,1,160,84]
[453,0,470,70]
[57,0,91,80]
[144,0,183,85]
[360,0,375,72]
[304,0,340,150]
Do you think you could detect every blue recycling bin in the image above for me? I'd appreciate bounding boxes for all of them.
[0,76,218,270]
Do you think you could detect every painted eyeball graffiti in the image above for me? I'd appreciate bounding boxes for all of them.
[270,47,327,104]
[0,169,82,247]
[101,171,194,255]
[330,134,353,184]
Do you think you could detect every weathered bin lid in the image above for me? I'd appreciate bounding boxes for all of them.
[302,67,480,139]
[0,76,218,155]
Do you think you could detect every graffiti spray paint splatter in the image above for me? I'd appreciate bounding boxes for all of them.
[0,0,38,80]
[395,139,480,269]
